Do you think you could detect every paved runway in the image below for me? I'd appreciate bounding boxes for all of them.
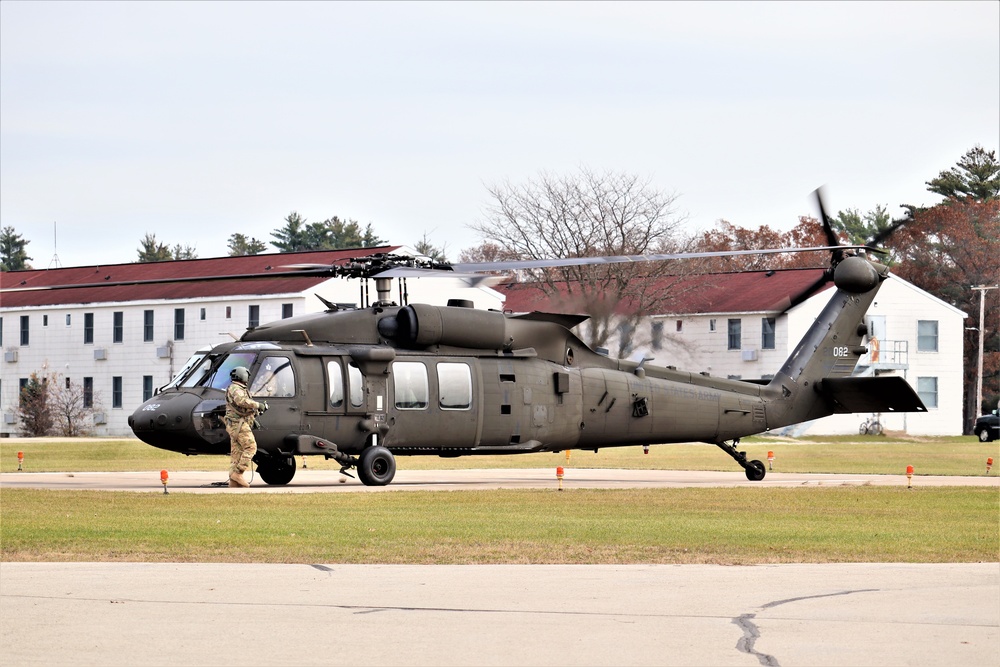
[2,467,998,492]
[1,562,997,666]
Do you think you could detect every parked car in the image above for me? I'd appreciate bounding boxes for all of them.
[974,410,999,442]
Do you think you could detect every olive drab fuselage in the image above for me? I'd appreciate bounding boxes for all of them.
[129,256,927,486]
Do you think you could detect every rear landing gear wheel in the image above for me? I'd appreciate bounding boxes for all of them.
[357,446,396,486]
[745,459,766,481]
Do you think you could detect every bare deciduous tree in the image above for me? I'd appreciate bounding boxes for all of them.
[467,167,689,352]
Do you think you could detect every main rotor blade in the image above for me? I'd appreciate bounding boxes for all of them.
[451,245,875,273]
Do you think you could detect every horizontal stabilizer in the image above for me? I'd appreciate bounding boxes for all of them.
[818,376,927,414]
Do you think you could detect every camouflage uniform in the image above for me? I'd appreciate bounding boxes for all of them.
[225,379,261,487]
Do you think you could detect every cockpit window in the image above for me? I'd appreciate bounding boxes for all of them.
[168,352,209,389]
[250,355,296,398]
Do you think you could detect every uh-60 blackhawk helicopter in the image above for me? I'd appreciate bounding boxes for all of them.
[128,197,927,486]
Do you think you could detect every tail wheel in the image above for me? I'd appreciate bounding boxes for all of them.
[358,446,396,486]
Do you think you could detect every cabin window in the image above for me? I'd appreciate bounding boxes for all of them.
[251,355,296,398]
[392,361,428,410]
[728,319,742,350]
[327,360,345,408]
[761,317,776,350]
[348,363,364,408]
[437,362,472,410]
[917,320,938,352]
[917,376,938,408]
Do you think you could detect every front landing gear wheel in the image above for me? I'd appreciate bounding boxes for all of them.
[257,455,296,485]
[357,446,396,486]
[745,459,766,481]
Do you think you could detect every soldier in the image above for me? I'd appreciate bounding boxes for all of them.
[225,366,266,488]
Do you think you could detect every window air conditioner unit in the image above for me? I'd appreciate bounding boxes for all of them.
[94,348,107,360]
[93,412,107,425]
[741,349,758,361]
[4,350,17,363]
[3,413,16,424]
[156,346,171,359]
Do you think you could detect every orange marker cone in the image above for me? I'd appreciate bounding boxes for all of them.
[556,466,564,491]
[17,451,24,471]
[767,451,774,471]
[160,469,169,494]
[906,465,914,489]
[987,458,993,475]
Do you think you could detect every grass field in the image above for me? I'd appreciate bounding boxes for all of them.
[2,486,997,564]
[3,436,998,476]
[2,436,997,565]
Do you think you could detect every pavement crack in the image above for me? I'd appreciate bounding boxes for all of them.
[733,588,879,667]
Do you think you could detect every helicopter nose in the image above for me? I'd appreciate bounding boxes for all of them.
[129,392,204,451]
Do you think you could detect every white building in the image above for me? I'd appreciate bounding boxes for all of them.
[500,267,967,436]
[0,246,504,437]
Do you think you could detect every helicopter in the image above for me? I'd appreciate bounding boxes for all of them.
[128,201,927,486]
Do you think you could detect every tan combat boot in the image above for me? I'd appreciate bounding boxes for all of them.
[228,471,249,488]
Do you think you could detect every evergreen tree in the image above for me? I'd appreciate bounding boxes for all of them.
[0,225,32,271]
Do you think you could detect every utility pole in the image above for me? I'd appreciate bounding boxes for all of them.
[971,284,998,417]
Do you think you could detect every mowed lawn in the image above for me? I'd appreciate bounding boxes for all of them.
[2,436,997,565]
[2,486,997,564]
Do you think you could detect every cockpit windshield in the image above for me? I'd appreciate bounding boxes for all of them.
[179,351,257,390]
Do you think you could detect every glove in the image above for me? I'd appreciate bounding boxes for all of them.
[258,401,269,414]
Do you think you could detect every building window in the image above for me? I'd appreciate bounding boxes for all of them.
[282,303,293,319]
[144,310,154,342]
[675,319,683,333]
[113,311,124,343]
[226,306,232,319]
[84,313,94,344]
[761,317,776,350]
[709,319,717,332]
[143,375,154,402]
[112,376,123,409]
[392,361,428,410]
[917,320,938,352]
[728,319,742,350]
[650,321,663,351]
[200,307,206,321]
[438,362,472,410]
[248,305,260,329]
[43,315,48,327]
[83,377,94,408]
[66,314,71,327]
[174,308,185,340]
[617,322,635,357]
[917,376,938,408]
[19,315,29,346]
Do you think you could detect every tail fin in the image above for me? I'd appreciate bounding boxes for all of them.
[764,255,925,428]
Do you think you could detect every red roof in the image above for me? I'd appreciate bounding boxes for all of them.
[0,246,400,308]
[498,267,832,316]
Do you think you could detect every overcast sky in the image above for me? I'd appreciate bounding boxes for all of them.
[2,1,998,269]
